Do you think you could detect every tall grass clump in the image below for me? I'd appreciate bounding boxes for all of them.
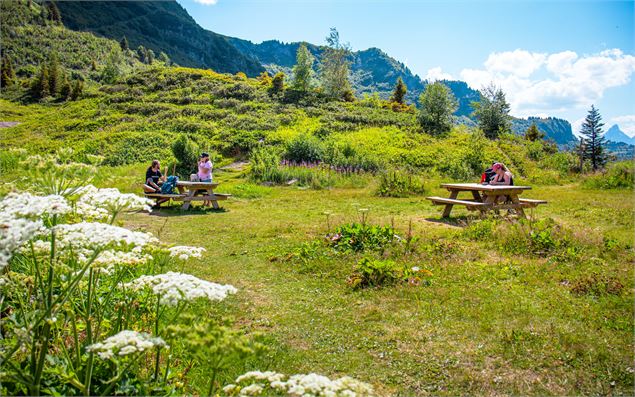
[376,169,426,197]
[582,161,634,189]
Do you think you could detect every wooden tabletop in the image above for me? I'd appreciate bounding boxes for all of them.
[176,181,219,189]
[441,183,531,192]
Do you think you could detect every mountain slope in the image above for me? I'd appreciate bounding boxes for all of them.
[604,124,635,145]
[56,1,264,76]
[511,117,576,145]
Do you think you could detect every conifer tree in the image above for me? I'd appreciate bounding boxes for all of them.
[31,64,50,98]
[524,123,545,141]
[146,49,155,65]
[48,53,60,95]
[90,58,97,71]
[120,36,129,51]
[137,46,146,63]
[271,72,285,96]
[47,1,61,23]
[159,52,170,65]
[292,42,314,92]
[70,79,83,100]
[320,28,351,99]
[391,77,407,105]
[59,73,71,99]
[1,54,16,88]
[580,105,608,171]
[418,81,458,136]
[471,83,511,139]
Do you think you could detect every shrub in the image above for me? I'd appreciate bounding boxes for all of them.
[328,222,397,252]
[249,145,287,184]
[171,134,200,177]
[285,134,324,163]
[346,257,432,289]
[376,169,426,197]
[499,218,576,257]
[582,161,634,189]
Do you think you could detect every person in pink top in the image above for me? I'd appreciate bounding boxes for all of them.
[198,152,213,206]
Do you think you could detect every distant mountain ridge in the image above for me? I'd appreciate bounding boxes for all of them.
[56,1,264,76]
[53,0,578,144]
[604,124,635,145]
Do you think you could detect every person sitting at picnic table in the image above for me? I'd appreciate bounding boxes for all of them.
[489,162,513,185]
[145,159,165,192]
[198,152,213,206]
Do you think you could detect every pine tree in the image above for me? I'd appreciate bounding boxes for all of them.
[90,58,97,71]
[48,53,60,95]
[70,79,83,101]
[47,1,61,23]
[580,105,608,171]
[418,81,458,136]
[524,123,545,141]
[31,64,50,98]
[59,73,71,99]
[137,46,146,63]
[270,72,285,96]
[292,42,314,92]
[120,36,129,51]
[1,54,16,88]
[159,52,170,65]
[146,49,155,65]
[320,28,351,99]
[471,83,511,139]
[391,77,407,105]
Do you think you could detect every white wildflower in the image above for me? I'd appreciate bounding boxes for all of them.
[86,330,167,360]
[0,192,72,219]
[124,272,237,306]
[240,384,264,396]
[168,246,206,261]
[0,212,44,270]
[76,185,153,220]
[411,266,420,272]
[54,222,158,250]
[236,371,286,384]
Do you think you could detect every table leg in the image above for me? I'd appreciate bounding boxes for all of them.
[442,190,459,217]
[509,194,526,218]
[207,188,220,209]
[181,189,196,210]
[471,191,482,202]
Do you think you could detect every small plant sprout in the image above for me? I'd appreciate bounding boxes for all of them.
[358,207,370,225]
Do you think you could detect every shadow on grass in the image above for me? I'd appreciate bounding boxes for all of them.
[424,215,473,227]
[148,204,229,217]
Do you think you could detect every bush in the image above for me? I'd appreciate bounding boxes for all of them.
[285,134,324,163]
[376,169,426,197]
[346,257,432,289]
[582,161,634,189]
[499,218,577,257]
[328,222,397,253]
[249,145,287,184]
[171,134,200,177]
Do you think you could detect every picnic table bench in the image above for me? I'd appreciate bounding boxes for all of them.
[426,183,547,218]
[144,181,231,210]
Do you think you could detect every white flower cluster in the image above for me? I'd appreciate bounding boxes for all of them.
[0,192,71,269]
[76,185,153,220]
[124,272,237,306]
[223,371,375,397]
[53,222,158,250]
[0,192,72,219]
[86,330,167,360]
[168,246,206,261]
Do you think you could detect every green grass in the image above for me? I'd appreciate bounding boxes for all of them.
[95,165,633,396]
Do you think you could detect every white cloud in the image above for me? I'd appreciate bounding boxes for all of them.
[571,117,586,138]
[425,67,453,82]
[459,48,635,119]
[193,0,218,4]
[611,115,635,137]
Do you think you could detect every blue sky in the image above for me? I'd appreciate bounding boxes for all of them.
[177,0,635,135]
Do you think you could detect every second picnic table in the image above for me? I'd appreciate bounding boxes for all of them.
[426,183,547,218]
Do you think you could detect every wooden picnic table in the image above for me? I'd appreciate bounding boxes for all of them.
[426,183,547,218]
[145,181,231,210]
